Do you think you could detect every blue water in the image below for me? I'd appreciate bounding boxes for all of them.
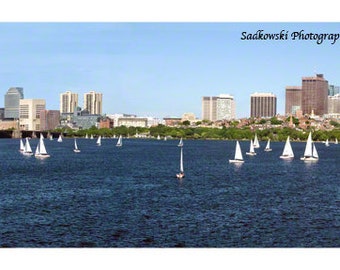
[0,138,339,247]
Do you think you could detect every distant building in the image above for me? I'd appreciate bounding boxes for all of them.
[202,96,217,121]
[84,91,103,115]
[327,94,340,118]
[60,91,78,114]
[99,117,114,129]
[216,94,236,120]
[328,85,340,96]
[181,112,196,122]
[0,108,4,120]
[301,74,328,116]
[202,94,235,121]
[40,110,60,131]
[4,87,24,119]
[285,86,302,116]
[19,99,46,130]
[250,92,277,118]
[117,117,148,128]
[163,117,182,126]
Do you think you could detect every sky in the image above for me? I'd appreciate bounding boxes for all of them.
[0,21,339,119]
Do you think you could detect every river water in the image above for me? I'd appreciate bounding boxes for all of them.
[0,138,339,247]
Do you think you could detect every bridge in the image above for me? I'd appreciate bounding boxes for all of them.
[0,130,64,139]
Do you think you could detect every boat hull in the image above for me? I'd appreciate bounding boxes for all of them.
[35,154,50,158]
[246,152,256,156]
[280,155,294,159]
[300,157,318,161]
[229,159,244,163]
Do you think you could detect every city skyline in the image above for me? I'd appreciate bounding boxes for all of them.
[0,22,339,119]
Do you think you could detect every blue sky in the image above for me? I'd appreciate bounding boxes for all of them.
[0,22,339,119]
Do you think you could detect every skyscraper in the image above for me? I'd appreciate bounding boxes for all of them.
[84,91,103,115]
[202,96,217,121]
[301,74,328,116]
[216,94,236,120]
[250,92,277,118]
[4,87,24,119]
[60,91,78,114]
[285,86,302,116]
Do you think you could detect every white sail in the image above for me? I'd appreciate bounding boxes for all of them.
[35,134,50,158]
[116,135,122,147]
[85,134,89,139]
[246,139,256,155]
[264,139,272,151]
[50,135,53,140]
[253,133,260,148]
[90,134,94,139]
[303,132,313,157]
[280,136,294,159]
[301,132,318,161]
[157,135,161,140]
[178,137,183,147]
[335,138,338,144]
[38,134,48,155]
[74,138,80,152]
[325,139,329,147]
[96,136,101,146]
[229,141,244,163]
[57,134,63,142]
[20,139,25,152]
[23,137,33,155]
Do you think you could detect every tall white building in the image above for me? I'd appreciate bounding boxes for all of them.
[216,94,236,120]
[19,99,46,130]
[60,91,78,114]
[202,94,235,121]
[84,91,103,115]
[327,94,340,118]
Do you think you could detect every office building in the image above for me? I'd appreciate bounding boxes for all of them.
[216,94,236,120]
[285,86,302,116]
[84,91,103,115]
[250,92,277,118]
[202,96,217,121]
[301,74,328,116]
[60,91,78,114]
[202,94,235,121]
[4,87,24,119]
[40,110,61,131]
[328,85,340,96]
[327,93,340,115]
[19,99,46,130]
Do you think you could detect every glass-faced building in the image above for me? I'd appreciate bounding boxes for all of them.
[4,87,24,119]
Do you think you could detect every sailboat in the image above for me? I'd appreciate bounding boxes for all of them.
[229,141,244,163]
[22,137,33,156]
[300,132,318,161]
[264,139,272,152]
[35,134,50,158]
[57,134,63,142]
[280,136,294,159]
[85,134,89,139]
[253,133,260,148]
[325,139,329,147]
[49,135,53,140]
[74,138,81,153]
[19,139,25,152]
[246,139,256,156]
[90,134,94,140]
[335,138,338,144]
[176,146,185,179]
[116,135,123,147]
[96,135,101,146]
[178,137,183,147]
[157,135,161,140]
